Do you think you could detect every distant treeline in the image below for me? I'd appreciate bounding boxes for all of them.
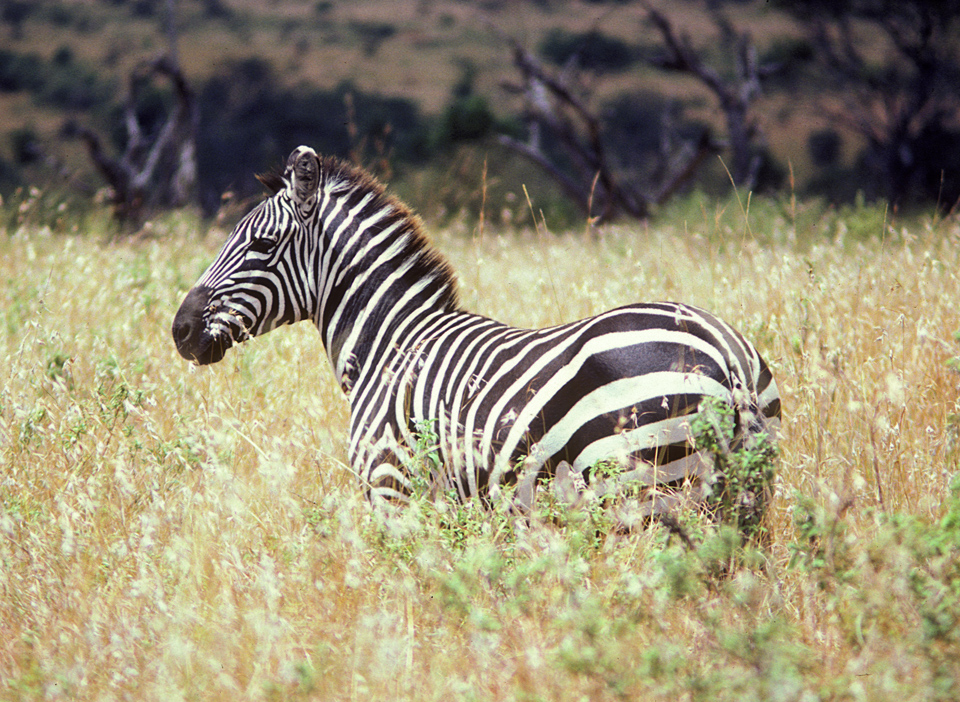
[0,46,521,215]
[1,0,958,218]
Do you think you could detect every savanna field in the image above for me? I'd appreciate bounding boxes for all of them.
[2,191,960,700]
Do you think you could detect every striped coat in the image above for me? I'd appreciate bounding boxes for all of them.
[173,146,780,514]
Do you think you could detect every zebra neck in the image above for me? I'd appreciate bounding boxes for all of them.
[311,180,460,393]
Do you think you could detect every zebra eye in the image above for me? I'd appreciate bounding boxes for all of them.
[248,237,276,254]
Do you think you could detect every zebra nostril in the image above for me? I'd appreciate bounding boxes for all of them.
[173,319,192,344]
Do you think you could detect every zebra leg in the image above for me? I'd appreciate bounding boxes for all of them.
[353,424,420,504]
[365,454,414,504]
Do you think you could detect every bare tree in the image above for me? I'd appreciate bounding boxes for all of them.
[497,32,720,222]
[66,56,198,222]
[640,1,777,192]
[65,0,198,223]
[781,0,960,207]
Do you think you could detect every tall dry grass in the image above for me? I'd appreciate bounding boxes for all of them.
[1,196,959,700]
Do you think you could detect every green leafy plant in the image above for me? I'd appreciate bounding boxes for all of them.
[689,395,778,540]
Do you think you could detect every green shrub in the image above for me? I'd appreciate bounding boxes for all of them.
[690,396,778,540]
[539,29,637,72]
[0,47,113,110]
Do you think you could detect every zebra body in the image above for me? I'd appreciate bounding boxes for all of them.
[173,146,780,511]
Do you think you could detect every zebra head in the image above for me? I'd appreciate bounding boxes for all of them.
[172,146,322,364]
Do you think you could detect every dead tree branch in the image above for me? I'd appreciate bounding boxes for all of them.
[791,0,960,205]
[642,2,773,191]
[496,31,718,222]
[65,55,198,223]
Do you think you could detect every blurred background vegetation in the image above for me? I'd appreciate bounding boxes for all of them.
[0,0,958,227]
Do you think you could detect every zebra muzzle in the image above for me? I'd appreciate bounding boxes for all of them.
[172,285,233,365]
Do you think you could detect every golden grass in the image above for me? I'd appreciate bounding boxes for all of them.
[1,198,959,700]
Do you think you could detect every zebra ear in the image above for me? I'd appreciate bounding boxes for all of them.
[286,146,320,205]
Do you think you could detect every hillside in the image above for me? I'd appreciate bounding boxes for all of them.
[0,0,907,221]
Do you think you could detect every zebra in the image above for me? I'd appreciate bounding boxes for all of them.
[172,145,781,519]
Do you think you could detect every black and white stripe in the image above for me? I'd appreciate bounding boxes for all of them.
[173,146,780,512]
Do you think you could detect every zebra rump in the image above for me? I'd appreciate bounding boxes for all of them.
[173,145,781,518]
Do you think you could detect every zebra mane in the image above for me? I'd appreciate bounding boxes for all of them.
[257,154,461,312]
[255,169,285,195]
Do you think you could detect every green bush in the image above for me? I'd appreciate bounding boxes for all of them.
[0,47,113,110]
[437,94,495,143]
[690,396,778,540]
[539,28,637,72]
[195,59,427,213]
[0,50,45,92]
